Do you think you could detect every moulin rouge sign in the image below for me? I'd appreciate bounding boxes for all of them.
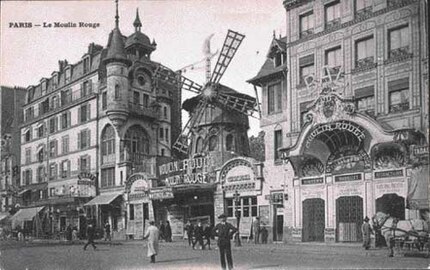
[158,157,213,186]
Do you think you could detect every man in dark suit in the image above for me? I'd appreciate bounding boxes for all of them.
[192,221,204,250]
[212,214,237,270]
[83,223,97,250]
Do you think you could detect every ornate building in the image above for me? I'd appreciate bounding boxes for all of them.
[16,5,181,239]
[249,0,428,243]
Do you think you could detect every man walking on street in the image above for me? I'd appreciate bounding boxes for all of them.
[185,220,194,246]
[144,221,160,263]
[83,223,97,251]
[104,221,112,243]
[212,214,237,270]
[253,217,260,244]
[192,221,204,250]
[361,216,373,250]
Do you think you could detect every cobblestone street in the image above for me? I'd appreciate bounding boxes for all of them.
[1,240,429,270]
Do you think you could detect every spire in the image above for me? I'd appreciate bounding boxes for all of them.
[115,0,119,28]
[134,8,142,32]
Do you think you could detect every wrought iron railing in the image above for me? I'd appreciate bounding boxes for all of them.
[325,18,341,29]
[300,28,314,38]
[355,6,372,18]
[389,46,410,59]
[389,102,409,113]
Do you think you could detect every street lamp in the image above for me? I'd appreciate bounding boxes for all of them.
[233,190,241,247]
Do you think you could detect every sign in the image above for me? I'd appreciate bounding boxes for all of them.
[78,172,97,182]
[270,193,284,205]
[305,121,365,149]
[126,173,151,194]
[158,157,213,187]
[220,158,260,194]
[374,169,403,179]
[150,188,174,200]
[375,182,405,198]
[412,145,429,156]
[301,177,324,185]
[334,173,362,182]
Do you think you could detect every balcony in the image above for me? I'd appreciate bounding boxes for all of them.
[325,18,341,30]
[128,102,158,119]
[355,6,373,19]
[389,46,411,59]
[389,102,409,113]
[299,29,314,39]
[119,152,157,175]
[352,57,376,73]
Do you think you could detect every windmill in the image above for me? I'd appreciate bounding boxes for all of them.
[153,30,261,155]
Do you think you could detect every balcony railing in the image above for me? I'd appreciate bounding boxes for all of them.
[325,18,341,29]
[300,28,314,39]
[355,6,372,18]
[355,56,375,69]
[389,46,410,59]
[128,102,158,119]
[389,102,409,113]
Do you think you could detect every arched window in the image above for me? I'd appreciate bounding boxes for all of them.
[124,125,150,155]
[208,135,218,151]
[102,125,116,157]
[226,134,235,151]
[115,84,120,100]
[195,137,203,154]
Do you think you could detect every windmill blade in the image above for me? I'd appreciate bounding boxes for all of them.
[210,30,245,85]
[153,63,203,94]
[173,100,208,154]
[216,92,260,119]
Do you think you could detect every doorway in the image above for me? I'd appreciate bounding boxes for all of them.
[376,193,405,219]
[302,198,325,242]
[336,196,363,242]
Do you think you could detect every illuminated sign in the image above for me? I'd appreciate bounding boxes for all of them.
[305,121,365,149]
[159,157,213,187]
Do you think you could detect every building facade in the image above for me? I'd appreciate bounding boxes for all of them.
[0,86,26,217]
[16,8,181,239]
[249,0,429,243]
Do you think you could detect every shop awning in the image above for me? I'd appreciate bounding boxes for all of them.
[10,206,44,223]
[84,192,122,206]
[17,189,30,196]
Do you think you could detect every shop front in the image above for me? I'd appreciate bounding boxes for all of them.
[280,84,427,243]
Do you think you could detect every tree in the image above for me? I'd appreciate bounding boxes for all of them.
[249,131,265,162]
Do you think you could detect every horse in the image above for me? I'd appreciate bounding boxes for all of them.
[372,212,429,257]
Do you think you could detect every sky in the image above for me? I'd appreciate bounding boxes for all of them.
[0,0,286,136]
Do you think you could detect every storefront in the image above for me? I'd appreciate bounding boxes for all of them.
[280,85,428,243]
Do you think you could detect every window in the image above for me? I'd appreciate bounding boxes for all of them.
[50,188,55,197]
[102,92,107,110]
[208,135,218,151]
[49,140,58,158]
[299,55,314,85]
[124,125,150,156]
[267,83,282,114]
[388,78,409,113]
[25,107,34,121]
[25,148,31,164]
[195,137,203,154]
[355,0,372,15]
[37,124,45,138]
[274,129,282,161]
[62,136,69,154]
[60,160,70,178]
[101,167,115,188]
[79,104,90,123]
[274,52,286,67]
[79,156,91,172]
[115,84,120,100]
[165,128,169,143]
[355,36,374,68]
[52,75,58,90]
[355,86,375,116]
[325,1,341,29]
[225,197,258,218]
[61,112,70,129]
[78,129,91,149]
[300,11,314,38]
[143,94,149,107]
[226,134,235,152]
[226,198,234,217]
[37,166,45,183]
[23,170,32,185]
[49,163,57,180]
[65,67,71,83]
[325,46,342,71]
[102,125,116,164]
[83,57,90,74]
[161,148,165,157]
[163,107,168,119]
[38,147,45,162]
[159,128,164,140]
[24,129,31,142]
[389,25,409,58]
[133,91,140,104]
[49,117,58,134]
[129,204,135,220]
[51,96,59,110]
[61,89,71,106]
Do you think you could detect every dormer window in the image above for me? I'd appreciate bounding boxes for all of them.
[65,67,71,84]
[273,51,286,67]
[41,80,47,95]
[27,87,35,104]
[52,73,58,89]
[83,57,90,74]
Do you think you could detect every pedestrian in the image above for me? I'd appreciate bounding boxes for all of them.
[66,224,73,241]
[72,226,79,241]
[212,214,237,270]
[159,221,165,241]
[192,220,205,250]
[361,216,373,250]
[203,223,213,250]
[104,221,112,242]
[185,220,194,246]
[143,221,160,263]
[253,217,261,244]
[83,223,97,250]
[165,221,172,242]
[261,224,268,244]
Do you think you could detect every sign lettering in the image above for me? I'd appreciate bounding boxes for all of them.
[374,169,403,179]
[301,177,324,185]
[305,121,365,149]
[150,188,174,200]
[334,174,362,182]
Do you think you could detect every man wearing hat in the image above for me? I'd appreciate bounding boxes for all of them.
[361,216,373,250]
[253,217,261,244]
[212,213,237,270]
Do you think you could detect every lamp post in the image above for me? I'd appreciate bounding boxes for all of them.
[233,190,241,247]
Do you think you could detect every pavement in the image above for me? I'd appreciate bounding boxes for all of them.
[1,239,429,270]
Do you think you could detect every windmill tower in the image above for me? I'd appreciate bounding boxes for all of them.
[154,30,261,166]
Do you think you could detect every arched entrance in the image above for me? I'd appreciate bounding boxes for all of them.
[336,196,363,242]
[376,193,405,219]
[302,198,325,242]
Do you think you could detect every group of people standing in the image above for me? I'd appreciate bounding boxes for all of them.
[184,220,213,250]
[252,217,268,244]
[157,221,172,242]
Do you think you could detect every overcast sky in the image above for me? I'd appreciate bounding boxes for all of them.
[1,0,286,136]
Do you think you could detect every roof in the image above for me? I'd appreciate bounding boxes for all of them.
[104,28,130,65]
[247,58,287,85]
[10,206,44,223]
[125,31,154,51]
[84,192,123,206]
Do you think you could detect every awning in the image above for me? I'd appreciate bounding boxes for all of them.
[84,192,122,206]
[17,189,30,196]
[0,213,10,222]
[10,206,44,223]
